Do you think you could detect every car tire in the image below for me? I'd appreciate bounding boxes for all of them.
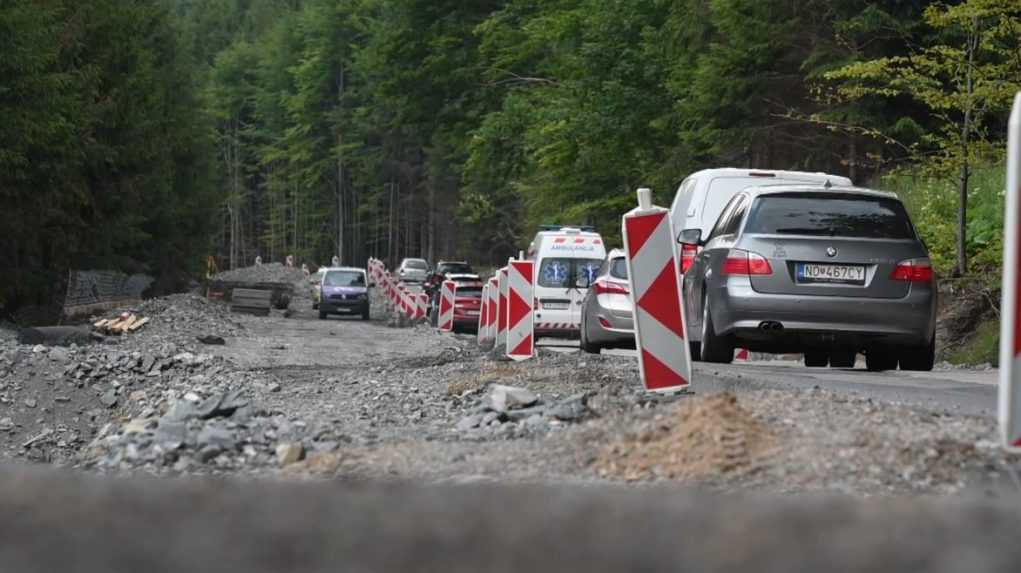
[689,341,702,362]
[580,317,601,354]
[318,311,327,320]
[829,351,856,369]
[700,299,732,364]
[866,346,897,372]
[899,338,935,371]
[313,302,318,310]
[361,309,370,321]
[804,351,828,368]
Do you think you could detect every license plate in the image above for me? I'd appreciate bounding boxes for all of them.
[543,302,569,310]
[466,310,479,317]
[796,263,866,285]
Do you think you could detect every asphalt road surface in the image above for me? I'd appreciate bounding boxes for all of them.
[540,340,997,416]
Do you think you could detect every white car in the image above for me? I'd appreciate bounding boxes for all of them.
[669,168,852,273]
[526,226,607,337]
[397,258,430,283]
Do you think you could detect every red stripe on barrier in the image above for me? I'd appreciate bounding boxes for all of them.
[637,260,685,339]
[625,211,665,259]
[510,334,533,357]
[508,289,530,327]
[641,349,689,390]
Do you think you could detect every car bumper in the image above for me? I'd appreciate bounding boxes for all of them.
[710,279,935,348]
[320,299,369,313]
[587,308,634,345]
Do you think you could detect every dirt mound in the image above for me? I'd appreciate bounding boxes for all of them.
[595,393,776,481]
[211,263,306,285]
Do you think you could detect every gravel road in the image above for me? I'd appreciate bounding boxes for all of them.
[2,287,1021,569]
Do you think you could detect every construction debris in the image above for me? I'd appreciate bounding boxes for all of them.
[93,313,150,335]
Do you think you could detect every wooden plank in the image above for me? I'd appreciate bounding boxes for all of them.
[128,317,150,332]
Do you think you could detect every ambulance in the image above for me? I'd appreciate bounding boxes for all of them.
[526,226,607,337]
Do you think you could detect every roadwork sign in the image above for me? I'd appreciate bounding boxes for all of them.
[438,280,455,332]
[497,267,509,351]
[506,260,535,361]
[622,188,693,393]
[1001,92,1021,451]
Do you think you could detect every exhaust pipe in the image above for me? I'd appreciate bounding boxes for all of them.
[758,321,784,332]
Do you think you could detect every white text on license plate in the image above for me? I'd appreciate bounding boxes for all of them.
[543,302,569,310]
[798,263,866,284]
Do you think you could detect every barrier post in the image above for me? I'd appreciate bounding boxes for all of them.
[438,280,456,332]
[506,260,535,361]
[477,284,491,346]
[487,277,499,344]
[1000,92,1021,451]
[622,187,693,393]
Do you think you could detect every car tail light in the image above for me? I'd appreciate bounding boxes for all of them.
[598,317,612,329]
[890,258,933,282]
[593,280,629,295]
[680,243,698,274]
[722,249,772,276]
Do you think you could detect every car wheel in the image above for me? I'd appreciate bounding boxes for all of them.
[580,322,601,354]
[689,341,702,362]
[318,311,327,320]
[313,302,318,310]
[361,309,371,321]
[700,298,732,364]
[804,351,828,368]
[899,338,935,371]
[866,346,897,372]
[828,351,856,368]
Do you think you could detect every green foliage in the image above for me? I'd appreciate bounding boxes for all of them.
[947,317,1000,366]
[880,164,1005,273]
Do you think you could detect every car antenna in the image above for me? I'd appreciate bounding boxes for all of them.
[824,179,833,189]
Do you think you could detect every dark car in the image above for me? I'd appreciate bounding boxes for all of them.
[318,267,370,320]
[680,186,937,371]
[424,261,477,293]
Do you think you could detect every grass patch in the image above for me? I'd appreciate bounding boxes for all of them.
[946,318,1000,367]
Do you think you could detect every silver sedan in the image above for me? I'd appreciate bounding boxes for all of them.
[681,186,937,371]
[580,249,635,353]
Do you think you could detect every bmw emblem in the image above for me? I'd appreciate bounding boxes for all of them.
[826,247,837,258]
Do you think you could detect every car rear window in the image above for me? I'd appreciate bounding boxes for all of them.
[744,193,915,239]
[538,258,603,288]
[455,286,483,297]
[404,260,428,270]
[440,263,473,274]
[609,257,627,280]
[323,270,365,287]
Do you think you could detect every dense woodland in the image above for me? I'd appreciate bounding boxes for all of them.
[2,0,1020,314]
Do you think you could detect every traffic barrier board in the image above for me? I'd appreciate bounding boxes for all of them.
[506,260,535,361]
[622,188,693,393]
[477,283,491,346]
[735,348,749,361]
[417,293,428,322]
[1001,91,1021,451]
[438,280,456,332]
[497,267,509,350]
[487,277,499,344]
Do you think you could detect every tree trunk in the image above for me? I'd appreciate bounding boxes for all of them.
[956,25,978,278]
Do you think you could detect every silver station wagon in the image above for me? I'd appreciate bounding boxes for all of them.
[679,186,937,372]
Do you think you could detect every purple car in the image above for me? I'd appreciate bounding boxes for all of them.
[318,267,370,320]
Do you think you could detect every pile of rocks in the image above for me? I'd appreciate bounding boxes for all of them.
[454,384,593,437]
[129,294,245,347]
[211,263,306,285]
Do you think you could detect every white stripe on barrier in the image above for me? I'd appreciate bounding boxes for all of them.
[417,293,428,322]
[1001,91,1021,451]
[438,280,455,332]
[506,260,535,361]
[622,188,692,393]
[478,284,491,346]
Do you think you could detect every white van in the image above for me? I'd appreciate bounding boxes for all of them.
[526,226,607,337]
[669,168,853,272]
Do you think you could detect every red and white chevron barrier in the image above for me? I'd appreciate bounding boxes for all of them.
[496,267,509,350]
[416,292,428,322]
[1001,92,1021,451]
[477,283,491,346]
[438,280,455,332]
[506,260,535,360]
[622,188,693,393]
[734,348,749,361]
[486,277,498,344]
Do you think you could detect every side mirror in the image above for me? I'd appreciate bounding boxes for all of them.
[677,228,702,246]
[576,275,591,289]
